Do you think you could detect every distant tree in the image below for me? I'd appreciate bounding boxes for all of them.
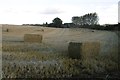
[43,23,45,26]
[45,22,48,27]
[72,12,99,26]
[52,17,63,28]
[72,16,80,25]
[45,22,48,25]
[43,22,48,27]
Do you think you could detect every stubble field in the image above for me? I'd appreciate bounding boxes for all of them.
[1,24,119,78]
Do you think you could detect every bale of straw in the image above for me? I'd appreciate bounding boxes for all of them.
[68,42,100,59]
[68,42,82,59]
[6,29,9,32]
[81,42,100,59]
[24,33,43,43]
[2,29,9,32]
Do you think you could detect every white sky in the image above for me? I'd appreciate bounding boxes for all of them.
[0,0,119,25]
[118,1,120,23]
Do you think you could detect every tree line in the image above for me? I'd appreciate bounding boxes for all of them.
[72,12,99,26]
[45,12,99,28]
[22,12,119,30]
[23,12,99,27]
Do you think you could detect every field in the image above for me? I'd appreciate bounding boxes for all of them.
[1,24,119,78]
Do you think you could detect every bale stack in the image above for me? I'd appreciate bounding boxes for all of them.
[24,33,43,43]
[68,42,100,59]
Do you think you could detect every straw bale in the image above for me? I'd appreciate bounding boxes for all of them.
[68,42,100,59]
[24,33,42,43]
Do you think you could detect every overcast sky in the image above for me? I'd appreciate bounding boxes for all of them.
[0,0,119,25]
[118,1,120,23]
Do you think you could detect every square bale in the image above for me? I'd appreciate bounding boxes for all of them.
[68,42,82,59]
[81,42,100,59]
[68,42,100,59]
[2,29,9,32]
[24,33,43,43]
